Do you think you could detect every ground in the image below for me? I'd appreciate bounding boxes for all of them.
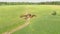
[0,5,60,34]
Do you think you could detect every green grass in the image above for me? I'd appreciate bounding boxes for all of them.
[0,5,60,34]
[0,5,26,34]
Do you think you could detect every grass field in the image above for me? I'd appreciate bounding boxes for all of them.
[0,5,60,34]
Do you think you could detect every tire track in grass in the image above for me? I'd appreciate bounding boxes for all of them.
[2,6,32,34]
[2,18,30,34]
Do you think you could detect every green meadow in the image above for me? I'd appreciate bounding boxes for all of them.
[0,5,60,34]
